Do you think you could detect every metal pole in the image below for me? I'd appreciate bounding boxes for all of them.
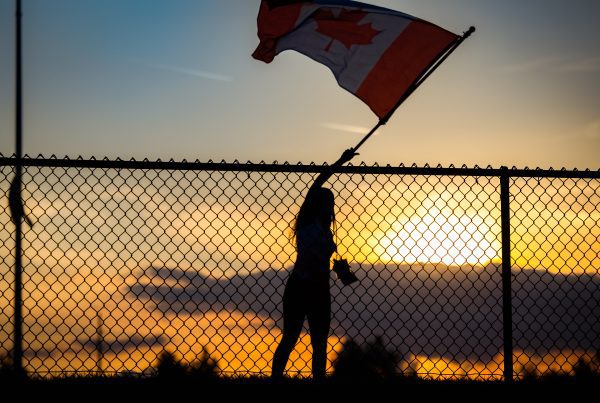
[14,0,24,374]
[352,26,476,153]
[500,166,513,383]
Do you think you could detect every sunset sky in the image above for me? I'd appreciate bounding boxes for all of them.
[0,0,599,168]
[0,0,598,379]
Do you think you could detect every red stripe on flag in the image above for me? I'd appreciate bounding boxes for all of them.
[355,21,458,119]
[252,1,304,63]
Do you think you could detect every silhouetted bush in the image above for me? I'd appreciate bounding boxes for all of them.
[0,351,27,384]
[573,358,599,383]
[155,348,219,382]
[156,351,187,380]
[518,356,600,385]
[0,352,13,380]
[332,337,400,382]
[519,363,539,382]
[188,350,219,380]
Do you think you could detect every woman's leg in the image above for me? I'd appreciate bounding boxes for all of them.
[271,278,304,378]
[307,285,331,380]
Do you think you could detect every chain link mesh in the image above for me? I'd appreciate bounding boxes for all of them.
[511,176,600,378]
[0,157,598,380]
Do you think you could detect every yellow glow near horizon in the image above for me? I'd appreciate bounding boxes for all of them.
[401,349,595,380]
[377,212,500,266]
[512,209,600,276]
[361,191,502,266]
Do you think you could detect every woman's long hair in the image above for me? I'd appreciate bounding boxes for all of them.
[291,187,335,244]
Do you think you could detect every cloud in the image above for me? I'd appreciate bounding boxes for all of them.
[135,60,234,82]
[550,119,600,143]
[126,263,600,361]
[499,56,565,74]
[558,56,600,73]
[321,122,370,135]
[500,55,600,74]
[23,334,168,359]
[78,334,168,353]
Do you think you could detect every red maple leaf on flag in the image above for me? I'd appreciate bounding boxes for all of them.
[312,8,381,52]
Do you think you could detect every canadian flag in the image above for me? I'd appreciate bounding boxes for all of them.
[252,0,459,119]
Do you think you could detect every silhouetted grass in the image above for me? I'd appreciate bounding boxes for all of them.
[1,370,597,401]
[1,345,598,398]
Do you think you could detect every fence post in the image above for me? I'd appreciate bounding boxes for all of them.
[500,166,513,382]
[13,0,24,375]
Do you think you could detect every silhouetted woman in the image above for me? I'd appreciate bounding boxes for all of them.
[272,148,358,380]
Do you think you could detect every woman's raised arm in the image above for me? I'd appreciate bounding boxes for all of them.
[309,148,359,192]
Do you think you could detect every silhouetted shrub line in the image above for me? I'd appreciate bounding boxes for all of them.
[3,343,599,387]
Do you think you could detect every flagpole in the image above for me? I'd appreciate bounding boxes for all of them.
[14,0,24,374]
[351,26,476,153]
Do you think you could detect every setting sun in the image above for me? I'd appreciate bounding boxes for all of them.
[373,194,501,266]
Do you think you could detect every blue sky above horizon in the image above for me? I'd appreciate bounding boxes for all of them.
[0,0,599,168]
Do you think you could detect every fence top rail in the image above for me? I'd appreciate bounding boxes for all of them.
[0,154,599,179]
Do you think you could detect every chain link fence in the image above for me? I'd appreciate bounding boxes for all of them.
[0,155,598,380]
